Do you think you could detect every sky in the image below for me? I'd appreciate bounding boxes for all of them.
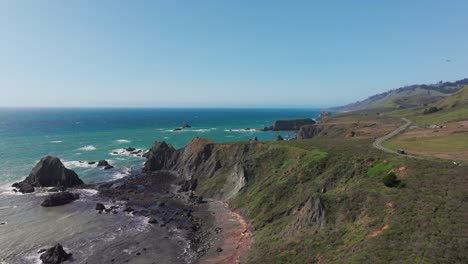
[0,0,467,108]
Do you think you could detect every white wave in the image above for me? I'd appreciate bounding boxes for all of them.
[116,139,131,143]
[77,189,98,196]
[62,160,96,169]
[110,148,145,158]
[111,167,131,180]
[224,128,256,132]
[49,140,63,143]
[78,145,96,151]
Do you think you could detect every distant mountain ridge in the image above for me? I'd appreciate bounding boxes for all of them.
[329,78,468,112]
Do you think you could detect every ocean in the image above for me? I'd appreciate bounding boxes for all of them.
[0,108,320,263]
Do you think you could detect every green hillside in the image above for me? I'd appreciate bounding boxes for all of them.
[392,85,468,126]
[330,79,467,112]
[190,136,467,263]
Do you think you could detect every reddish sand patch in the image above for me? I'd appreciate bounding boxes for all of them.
[369,224,390,238]
[200,200,252,264]
[385,202,394,208]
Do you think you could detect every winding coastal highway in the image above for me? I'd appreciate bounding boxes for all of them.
[372,117,422,159]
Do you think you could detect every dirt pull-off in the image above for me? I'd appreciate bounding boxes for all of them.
[199,200,252,264]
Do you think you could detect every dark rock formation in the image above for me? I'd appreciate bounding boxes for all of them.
[268,118,316,131]
[173,128,182,131]
[182,123,191,128]
[88,161,96,165]
[297,124,324,139]
[39,243,72,264]
[41,192,79,207]
[148,217,158,224]
[12,182,34,193]
[125,147,136,152]
[143,141,177,171]
[97,160,109,167]
[95,203,106,211]
[104,165,114,170]
[12,156,83,191]
[276,135,284,141]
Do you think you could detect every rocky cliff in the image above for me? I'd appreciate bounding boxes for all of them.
[262,118,316,131]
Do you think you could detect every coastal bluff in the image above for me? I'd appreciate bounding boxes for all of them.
[12,156,83,193]
[262,118,316,131]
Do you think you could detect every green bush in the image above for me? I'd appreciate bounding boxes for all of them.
[382,172,401,188]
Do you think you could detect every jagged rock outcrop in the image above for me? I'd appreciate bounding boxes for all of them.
[143,141,177,171]
[317,111,331,122]
[272,118,316,131]
[297,124,324,139]
[40,243,72,264]
[291,197,326,233]
[12,156,83,192]
[143,137,247,200]
[40,192,79,207]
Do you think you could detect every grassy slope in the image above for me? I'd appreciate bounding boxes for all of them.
[195,133,467,263]
[391,85,468,126]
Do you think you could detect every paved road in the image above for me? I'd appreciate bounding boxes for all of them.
[372,117,422,159]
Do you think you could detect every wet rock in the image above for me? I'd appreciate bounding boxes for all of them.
[276,135,284,141]
[12,182,34,193]
[13,156,83,189]
[95,203,106,211]
[41,192,79,207]
[88,161,96,165]
[104,165,114,170]
[125,147,136,152]
[97,160,110,167]
[123,206,134,213]
[216,247,223,252]
[182,123,191,128]
[148,217,158,224]
[173,128,182,131]
[39,243,72,264]
[37,249,46,254]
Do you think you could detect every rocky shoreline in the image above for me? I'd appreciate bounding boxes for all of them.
[9,143,251,263]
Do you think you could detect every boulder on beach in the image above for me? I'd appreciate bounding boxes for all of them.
[12,156,83,192]
[40,192,79,207]
[39,243,72,264]
[95,203,106,211]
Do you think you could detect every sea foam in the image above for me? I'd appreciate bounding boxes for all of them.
[78,145,97,151]
[116,139,131,143]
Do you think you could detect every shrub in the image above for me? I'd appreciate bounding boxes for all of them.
[382,172,401,188]
[423,106,441,115]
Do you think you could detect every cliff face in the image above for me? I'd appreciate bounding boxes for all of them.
[271,118,315,131]
[297,124,324,139]
[142,137,468,264]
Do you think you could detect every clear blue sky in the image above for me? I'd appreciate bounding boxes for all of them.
[1,0,467,108]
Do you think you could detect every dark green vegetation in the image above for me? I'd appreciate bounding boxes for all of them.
[330,78,468,112]
[382,172,401,188]
[183,130,467,263]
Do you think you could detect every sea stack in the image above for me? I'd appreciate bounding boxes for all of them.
[12,156,83,192]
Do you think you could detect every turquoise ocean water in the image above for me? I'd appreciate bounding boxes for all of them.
[0,108,320,186]
[0,108,320,263]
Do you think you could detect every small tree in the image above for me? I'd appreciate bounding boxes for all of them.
[383,172,401,188]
